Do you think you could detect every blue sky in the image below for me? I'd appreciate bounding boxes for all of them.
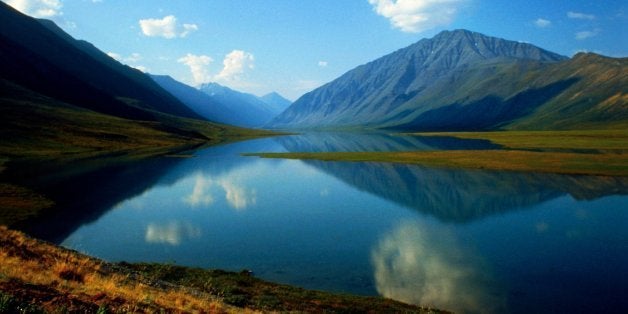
[4,0,627,100]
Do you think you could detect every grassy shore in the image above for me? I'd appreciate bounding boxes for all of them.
[244,130,628,176]
[415,129,628,151]
[0,226,441,313]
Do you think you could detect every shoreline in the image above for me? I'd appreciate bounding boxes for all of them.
[0,226,442,313]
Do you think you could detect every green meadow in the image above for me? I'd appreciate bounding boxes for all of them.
[245,129,628,177]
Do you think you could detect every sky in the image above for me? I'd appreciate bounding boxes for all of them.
[3,0,627,100]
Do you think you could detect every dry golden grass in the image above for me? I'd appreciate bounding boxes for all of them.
[0,226,255,313]
[0,227,439,313]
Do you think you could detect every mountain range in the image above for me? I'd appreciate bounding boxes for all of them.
[268,29,627,130]
[0,2,276,159]
[150,75,291,128]
[1,0,626,157]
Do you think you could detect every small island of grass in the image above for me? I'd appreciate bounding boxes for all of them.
[244,130,628,177]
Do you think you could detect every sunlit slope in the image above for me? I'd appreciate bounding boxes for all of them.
[268,30,626,131]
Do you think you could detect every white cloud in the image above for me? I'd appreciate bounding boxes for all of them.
[181,23,198,37]
[108,52,141,63]
[575,29,599,40]
[5,0,62,18]
[131,65,148,72]
[318,61,328,67]
[126,52,142,62]
[106,52,122,61]
[215,50,255,82]
[567,11,595,20]
[178,53,214,85]
[368,0,464,33]
[107,52,145,71]
[139,15,198,39]
[534,18,551,28]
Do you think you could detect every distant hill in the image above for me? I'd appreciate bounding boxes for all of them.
[260,92,292,113]
[150,75,289,128]
[198,83,282,127]
[149,75,238,125]
[268,29,627,130]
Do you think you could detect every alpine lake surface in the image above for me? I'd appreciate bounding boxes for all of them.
[7,133,627,314]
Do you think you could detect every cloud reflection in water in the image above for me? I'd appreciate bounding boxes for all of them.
[183,175,215,207]
[371,221,506,314]
[182,172,257,210]
[145,221,201,245]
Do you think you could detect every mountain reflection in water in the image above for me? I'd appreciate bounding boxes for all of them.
[275,133,628,223]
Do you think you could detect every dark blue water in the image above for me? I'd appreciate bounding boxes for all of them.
[11,133,628,314]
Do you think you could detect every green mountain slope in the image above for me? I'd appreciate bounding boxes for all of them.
[506,53,628,130]
[0,2,199,120]
[267,30,626,131]
[0,3,271,160]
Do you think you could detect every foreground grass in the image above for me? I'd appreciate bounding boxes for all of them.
[244,130,628,177]
[0,227,439,313]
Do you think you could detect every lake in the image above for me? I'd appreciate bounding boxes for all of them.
[9,133,628,314]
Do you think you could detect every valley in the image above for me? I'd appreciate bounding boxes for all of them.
[0,1,627,313]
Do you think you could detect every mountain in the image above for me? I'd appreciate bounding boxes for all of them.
[260,92,292,113]
[149,75,240,125]
[197,83,280,127]
[268,29,627,130]
[0,2,201,121]
[150,75,288,128]
[0,3,264,159]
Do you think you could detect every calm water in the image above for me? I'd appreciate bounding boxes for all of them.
[9,133,628,314]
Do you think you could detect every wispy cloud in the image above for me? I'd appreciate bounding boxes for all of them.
[107,52,141,63]
[5,0,62,18]
[130,65,148,72]
[567,11,595,20]
[534,18,551,28]
[214,50,255,82]
[178,53,214,85]
[368,0,464,33]
[107,52,146,72]
[575,29,599,40]
[139,15,198,39]
[318,61,328,67]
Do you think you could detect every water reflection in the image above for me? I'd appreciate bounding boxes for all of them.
[183,174,215,207]
[3,134,626,313]
[3,156,186,242]
[145,221,201,246]
[372,220,506,313]
[182,171,258,211]
[276,134,628,222]
[275,131,499,152]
